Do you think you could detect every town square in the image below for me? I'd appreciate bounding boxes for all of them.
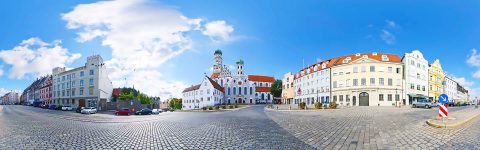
[1,0,480,149]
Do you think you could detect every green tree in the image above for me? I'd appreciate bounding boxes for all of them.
[270,80,282,98]
[169,98,183,109]
[119,91,135,101]
[138,93,152,105]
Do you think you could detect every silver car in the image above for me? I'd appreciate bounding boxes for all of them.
[412,99,433,109]
[81,107,97,114]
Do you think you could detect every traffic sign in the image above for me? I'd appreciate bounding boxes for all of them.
[439,103,448,118]
[439,94,448,104]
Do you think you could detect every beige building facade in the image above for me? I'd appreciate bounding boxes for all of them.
[331,53,404,106]
[281,72,294,104]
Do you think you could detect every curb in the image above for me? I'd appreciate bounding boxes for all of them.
[264,107,337,112]
[426,110,480,128]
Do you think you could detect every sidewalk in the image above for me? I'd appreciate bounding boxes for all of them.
[426,107,480,128]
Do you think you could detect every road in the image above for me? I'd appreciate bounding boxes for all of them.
[0,105,479,149]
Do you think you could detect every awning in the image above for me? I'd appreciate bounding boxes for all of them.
[407,94,428,98]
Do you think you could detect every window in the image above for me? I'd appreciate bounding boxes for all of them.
[346,95,350,102]
[396,79,401,86]
[395,94,400,101]
[62,76,65,81]
[417,85,420,90]
[250,87,253,95]
[80,71,84,77]
[89,79,94,86]
[370,78,375,85]
[72,81,75,87]
[387,94,392,101]
[361,66,366,72]
[207,89,210,94]
[388,67,393,73]
[339,95,343,102]
[396,68,401,74]
[89,87,93,95]
[361,78,366,86]
[353,67,358,73]
[228,88,230,95]
[239,87,242,95]
[333,96,337,102]
[370,66,375,72]
[379,94,384,101]
[72,88,75,96]
[346,79,350,87]
[410,60,415,65]
[379,78,384,86]
[388,78,392,86]
[411,84,414,89]
[233,87,236,95]
[353,79,358,86]
[422,86,426,91]
[80,80,84,86]
[89,69,94,75]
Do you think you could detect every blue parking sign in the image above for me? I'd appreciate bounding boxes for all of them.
[439,94,448,104]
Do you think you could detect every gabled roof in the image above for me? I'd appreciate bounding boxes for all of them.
[210,73,220,79]
[182,84,201,93]
[255,87,271,92]
[294,57,339,79]
[333,53,401,66]
[206,76,225,93]
[248,75,275,82]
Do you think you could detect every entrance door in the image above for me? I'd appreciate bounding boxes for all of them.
[359,92,369,106]
[79,99,86,107]
[238,98,242,104]
[353,96,356,106]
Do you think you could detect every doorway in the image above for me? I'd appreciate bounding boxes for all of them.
[359,92,369,106]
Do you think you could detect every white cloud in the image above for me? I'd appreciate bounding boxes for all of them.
[0,37,81,79]
[385,20,397,29]
[0,88,20,96]
[0,66,4,76]
[451,76,475,87]
[62,0,233,98]
[202,20,234,41]
[380,30,395,45]
[467,49,480,79]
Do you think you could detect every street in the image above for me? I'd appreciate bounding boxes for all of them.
[0,105,479,149]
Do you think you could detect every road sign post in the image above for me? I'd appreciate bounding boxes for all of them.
[438,94,449,128]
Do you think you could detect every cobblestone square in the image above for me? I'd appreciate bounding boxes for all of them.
[1,105,479,149]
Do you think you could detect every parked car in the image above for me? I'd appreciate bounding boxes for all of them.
[412,99,433,108]
[61,106,73,111]
[54,105,63,110]
[40,104,49,109]
[162,108,174,112]
[81,107,97,114]
[152,109,162,114]
[115,108,131,116]
[76,107,85,113]
[135,108,152,115]
[48,104,57,110]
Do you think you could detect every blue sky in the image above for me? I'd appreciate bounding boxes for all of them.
[1,0,479,98]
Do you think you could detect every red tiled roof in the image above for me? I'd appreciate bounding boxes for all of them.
[211,73,220,79]
[294,57,339,79]
[255,87,271,92]
[333,53,401,66]
[207,76,225,93]
[112,88,121,97]
[248,75,275,82]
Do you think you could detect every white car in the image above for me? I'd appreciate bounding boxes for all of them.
[61,106,73,111]
[81,107,97,114]
[152,109,162,114]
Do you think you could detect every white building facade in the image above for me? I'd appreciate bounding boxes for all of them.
[182,76,225,110]
[444,76,457,102]
[293,59,335,107]
[52,55,113,110]
[402,50,429,105]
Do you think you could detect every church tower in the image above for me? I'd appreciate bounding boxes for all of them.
[236,59,244,76]
[213,49,223,73]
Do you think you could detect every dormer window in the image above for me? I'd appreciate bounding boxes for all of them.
[382,55,389,61]
[342,59,349,63]
[362,55,368,58]
[322,64,326,69]
[355,53,361,56]
[372,52,377,56]
[346,57,351,60]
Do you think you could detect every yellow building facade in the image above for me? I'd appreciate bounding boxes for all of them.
[428,59,445,102]
[331,53,404,106]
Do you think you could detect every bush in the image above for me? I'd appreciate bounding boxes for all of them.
[202,107,207,110]
[229,105,234,109]
[314,102,322,109]
[215,106,219,110]
[329,102,337,109]
[234,104,238,108]
[221,105,227,109]
[456,102,461,106]
[298,102,306,109]
[208,106,213,110]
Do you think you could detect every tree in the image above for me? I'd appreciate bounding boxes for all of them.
[271,80,282,98]
[169,98,182,109]
[138,93,152,105]
[119,91,135,101]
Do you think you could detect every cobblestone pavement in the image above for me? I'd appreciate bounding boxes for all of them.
[1,105,479,149]
[0,105,312,149]
[266,106,480,150]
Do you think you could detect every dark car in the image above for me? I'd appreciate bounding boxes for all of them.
[76,107,85,113]
[135,108,152,115]
[48,104,57,110]
[115,108,131,116]
[162,108,175,112]
[54,105,63,110]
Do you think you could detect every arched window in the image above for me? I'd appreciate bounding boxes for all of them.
[233,87,236,95]
[239,87,242,95]
[228,87,230,95]
[221,79,223,85]
[268,94,271,100]
[250,87,253,95]
[244,87,247,95]
[261,93,265,100]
